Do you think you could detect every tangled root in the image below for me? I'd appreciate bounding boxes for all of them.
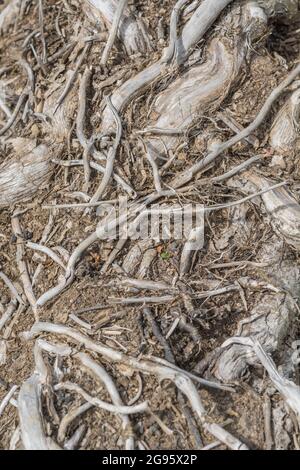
[83,0,151,55]
[143,1,268,159]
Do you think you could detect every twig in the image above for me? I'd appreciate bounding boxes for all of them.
[0,300,18,333]
[39,211,57,245]
[90,96,123,203]
[38,0,47,64]
[146,149,162,193]
[192,285,239,299]
[36,42,75,70]
[144,355,233,392]
[71,304,110,315]
[101,0,128,66]
[42,200,118,209]
[77,68,93,189]
[127,373,143,406]
[263,395,273,450]
[0,271,25,305]
[52,159,135,197]
[210,155,263,184]
[0,385,18,417]
[69,313,92,330]
[108,295,175,305]
[143,307,174,363]
[54,43,90,114]
[11,215,37,318]
[118,278,174,291]
[205,182,287,212]
[165,317,180,339]
[138,127,184,135]
[0,91,27,136]
[101,239,127,274]
[207,260,271,269]
[217,112,259,147]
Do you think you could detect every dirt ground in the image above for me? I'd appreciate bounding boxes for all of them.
[1,0,300,451]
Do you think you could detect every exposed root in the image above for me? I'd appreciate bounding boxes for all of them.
[2,0,300,451]
[22,321,248,449]
[171,61,300,188]
[101,0,235,134]
[43,75,77,141]
[18,374,62,450]
[228,170,300,249]
[200,225,300,382]
[76,352,135,449]
[223,337,300,421]
[0,0,22,35]
[54,381,148,414]
[270,87,300,152]
[11,215,37,317]
[84,0,151,56]
[57,402,92,444]
[100,0,129,66]
[0,72,76,207]
[0,385,18,417]
[144,2,268,160]
[0,144,51,207]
